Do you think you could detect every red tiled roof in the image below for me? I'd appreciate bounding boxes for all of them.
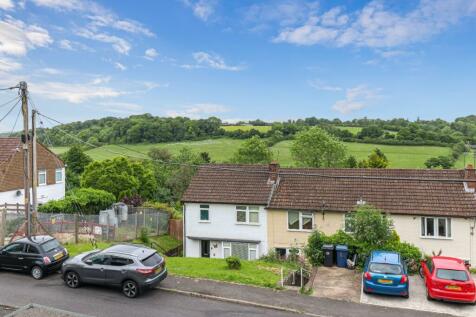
[0,138,21,165]
[182,165,476,217]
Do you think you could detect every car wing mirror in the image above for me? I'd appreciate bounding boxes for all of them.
[84,259,93,265]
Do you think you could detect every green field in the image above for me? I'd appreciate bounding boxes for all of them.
[51,138,472,169]
[335,126,362,135]
[222,125,272,132]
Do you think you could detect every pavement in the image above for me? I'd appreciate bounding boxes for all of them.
[311,267,361,303]
[361,275,476,317]
[0,270,454,317]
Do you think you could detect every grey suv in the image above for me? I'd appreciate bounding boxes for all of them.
[62,244,167,298]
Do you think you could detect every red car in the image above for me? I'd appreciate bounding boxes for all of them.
[420,256,476,304]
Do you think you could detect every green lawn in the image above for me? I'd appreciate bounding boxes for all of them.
[221,125,272,132]
[51,137,469,169]
[64,241,112,257]
[335,126,362,135]
[166,257,294,288]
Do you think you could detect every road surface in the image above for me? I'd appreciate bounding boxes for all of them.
[0,271,449,317]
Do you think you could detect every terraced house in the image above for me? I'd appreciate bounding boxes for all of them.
[182,163,476,264]
[0,138,65,208]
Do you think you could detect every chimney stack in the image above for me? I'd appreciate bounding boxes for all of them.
[465,164,476,191]
[268,161,279,184]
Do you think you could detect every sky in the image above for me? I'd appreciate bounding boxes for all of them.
[0,0,476,132]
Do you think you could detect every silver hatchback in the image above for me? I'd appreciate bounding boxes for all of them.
[62,244,167,298]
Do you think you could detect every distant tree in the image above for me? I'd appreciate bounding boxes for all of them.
[231,136,273,164]
[60,145,93,189]
[291,127,347,167]
[358,148,389,168]
[425,156,454,169]
[148,148,173,162]
[357,125,384,139]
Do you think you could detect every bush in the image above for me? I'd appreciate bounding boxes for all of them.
[225,256,242,270]
[139,227,150,245]
[142,201,182,219]
[38,188,116,214]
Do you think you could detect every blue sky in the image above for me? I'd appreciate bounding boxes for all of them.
[0,0,475,131]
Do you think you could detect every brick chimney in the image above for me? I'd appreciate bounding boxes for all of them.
[465,164,476,191]
[268,161,279,184]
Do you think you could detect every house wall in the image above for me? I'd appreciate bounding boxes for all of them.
[267,209,476,265]
[391,215,476,264]
[0,180,65,206]
[267,210,343,250]
[184,203,268,258]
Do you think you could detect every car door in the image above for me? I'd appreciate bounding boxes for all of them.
[422,260,434,288]
[24,244,42,271]
[104,256,133,286]
[82,254,109,285]
[0,243,26,270]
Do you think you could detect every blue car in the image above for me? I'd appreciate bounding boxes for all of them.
[363,251,409,298]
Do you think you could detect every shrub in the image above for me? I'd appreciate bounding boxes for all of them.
[305,230,325,267]
[142,201,182,219]
[225,256,242,270]
[38,188,116,214]
[139,227,150,245]
[260,250,279,263]
[349,205,393,247]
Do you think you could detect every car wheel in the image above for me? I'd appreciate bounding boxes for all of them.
[122,280,139,298]
[65,271,81,288]
[31,266,43,280]
[426,288,433,301]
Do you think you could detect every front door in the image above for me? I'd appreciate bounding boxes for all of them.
[201,240,210,258]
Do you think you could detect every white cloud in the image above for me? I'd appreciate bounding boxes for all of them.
[0,0,14,10]
[76,29,131,54]
[182,0,218,22]
[0,57,21,72]
[144,48,158,61]
[274,0,476,48]
[38,67,62,75]
[87,15,155,37]
[0,16,53,56]
[114,62,126,71]
[30,80,123,104]
[308,80,342,92]
[98,101,142,114]
[58,39,94,52]
[332,85,381,114]
[182,51,245,71]
[166,103,230,118]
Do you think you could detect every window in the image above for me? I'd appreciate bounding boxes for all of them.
[288,211,314,231]
[199,205,209,221]
[109,257,133,266]
[249,245,257,260]
[223,242,231,258]
[344,213,354,233]
[236,206,260,224]
[55,168,63,183]
[38,170,47,186]
[25,245,39,254]
[4,243,24,253]
[421,217,451,238]
[90,254,108,265]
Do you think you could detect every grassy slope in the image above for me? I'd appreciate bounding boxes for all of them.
[51,138,471,169]
[166,257,293,288]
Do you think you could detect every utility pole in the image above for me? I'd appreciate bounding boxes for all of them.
[31,109,38,235]
[20,81,31,237]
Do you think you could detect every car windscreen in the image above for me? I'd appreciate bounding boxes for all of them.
[141,253,162,267]
[41,239,61,253]
[436,269,469,282]
[369,263,402,275]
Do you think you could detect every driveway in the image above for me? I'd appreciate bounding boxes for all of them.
[312,267,362,303]
[361,275,476,317]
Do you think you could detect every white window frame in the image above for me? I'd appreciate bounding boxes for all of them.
[55,168,64,183]
[199,205,210,223]
[343,213,354,233]
[222,242,259,260]
[223,242,231,258]
[235,206,260,225]
[287,211,314,232]
[421,217,452,239]
[38,170,47,186]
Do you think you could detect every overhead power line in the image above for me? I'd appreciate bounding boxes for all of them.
[0,98,21,125]
[35,110,476,184]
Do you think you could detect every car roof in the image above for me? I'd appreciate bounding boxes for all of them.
[370,251,400,264]
[15,235,54,245]
[103,244,155,259]
[432,256,466,270]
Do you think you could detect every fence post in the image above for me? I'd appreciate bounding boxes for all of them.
[74,214,79,244]
[280,267,284,288]
[300,267,303,288]
[106,213,110,241]
[135,212,138,239]
[0,208,6,247]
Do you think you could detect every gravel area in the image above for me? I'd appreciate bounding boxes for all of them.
[3,304,91,317]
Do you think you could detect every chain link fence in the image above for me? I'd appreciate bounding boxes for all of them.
[1,207,170,245]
